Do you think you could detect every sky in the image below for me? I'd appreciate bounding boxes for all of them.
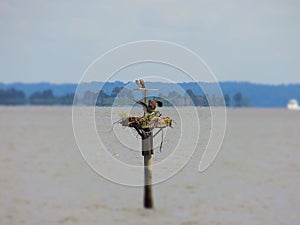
[0,0,299,84]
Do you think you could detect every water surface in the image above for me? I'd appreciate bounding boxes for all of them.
[0,107,299,225]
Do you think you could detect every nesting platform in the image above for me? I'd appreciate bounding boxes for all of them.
[119,115,172,129]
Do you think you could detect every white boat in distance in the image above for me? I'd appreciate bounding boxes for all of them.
[287,99,300,110]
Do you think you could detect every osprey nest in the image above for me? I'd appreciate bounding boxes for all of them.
[119,113,172,129]
[117,99,172,129]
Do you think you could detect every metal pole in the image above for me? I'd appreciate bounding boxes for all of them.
[143,89,147,104]
[142,129,153,209]
[134,84,157,209]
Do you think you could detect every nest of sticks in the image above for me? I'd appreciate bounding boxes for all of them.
[119,115,172,129]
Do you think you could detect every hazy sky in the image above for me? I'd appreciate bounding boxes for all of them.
[0,0,299,84]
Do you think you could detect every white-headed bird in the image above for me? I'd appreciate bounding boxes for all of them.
[135,79,145,89]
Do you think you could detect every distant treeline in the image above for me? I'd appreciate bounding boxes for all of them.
[0,88,74,105]
[1,81,299,107]
[0,87,249,107]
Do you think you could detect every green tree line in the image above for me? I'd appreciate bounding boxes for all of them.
[0,87,250,107]
[79,87,251,107]
[0,88,74,105]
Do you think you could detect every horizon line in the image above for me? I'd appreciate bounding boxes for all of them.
[1,80,300,86]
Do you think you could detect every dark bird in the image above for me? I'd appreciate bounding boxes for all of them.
[135,99,163,113]
[135,79,145,88]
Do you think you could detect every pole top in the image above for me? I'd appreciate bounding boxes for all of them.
[134,79,158,92]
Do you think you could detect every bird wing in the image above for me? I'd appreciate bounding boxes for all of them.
[156,100,163,107]
[135,100,148,113]
[135,79,141,88]
[149,100,163,110]
[148,100,163,112]
[140,79,145,88]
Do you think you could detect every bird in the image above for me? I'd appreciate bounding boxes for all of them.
[135,99,163,114]
[135,79,145,89]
